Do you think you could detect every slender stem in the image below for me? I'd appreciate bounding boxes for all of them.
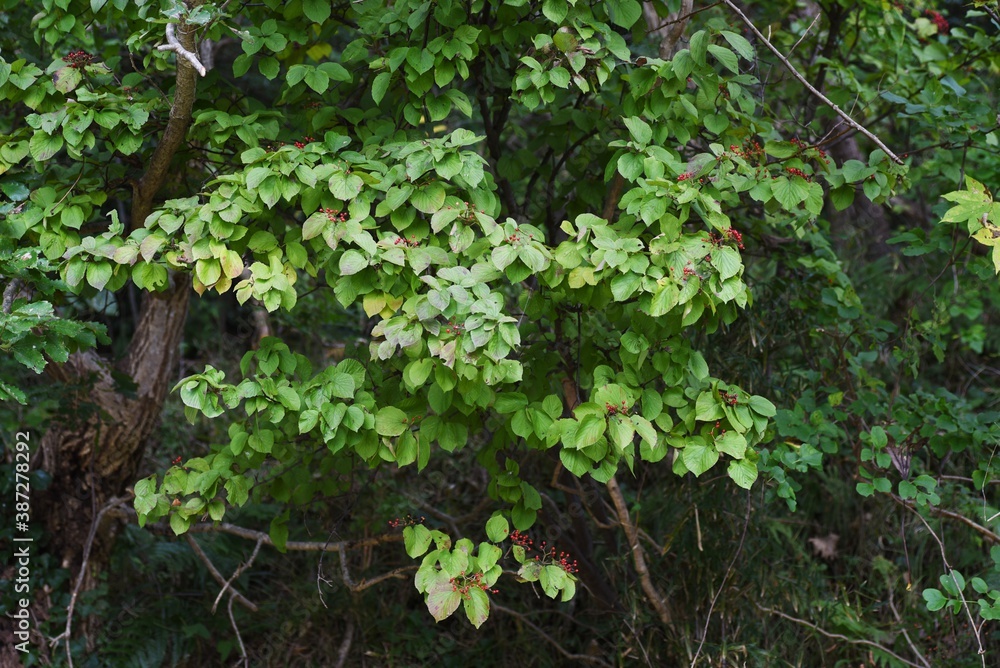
[690,490,752,667]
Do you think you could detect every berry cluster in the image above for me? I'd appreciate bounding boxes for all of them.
[393,235,420,248]
[682,264,697,279]
[708,228,745,250]
[677,172,694,182]
[294,136,315,149]
[785,166,811,181]
[388,514,425,529]
[322,208,348,222]
[605,399,630,416]
[791,137,829,164]
[718,82,730,99]
[171,456,183,466]
[509,531,578,573]
[65,50,94,69]
[450,571,499,597]
[925,9,949,35]
[443,319,463,336]
[721,391,739,407]
[728,140,765,164]
[710,420,727,437]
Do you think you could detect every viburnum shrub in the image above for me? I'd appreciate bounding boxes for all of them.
[4,0,1000,655]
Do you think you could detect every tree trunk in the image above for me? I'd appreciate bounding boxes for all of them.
[36,11,201,607]
[38,276,190,572]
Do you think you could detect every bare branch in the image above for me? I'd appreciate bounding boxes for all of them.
[722,0,903,164]
[183,520,404,552]
[606,476,672,625]
[157,22,207,77]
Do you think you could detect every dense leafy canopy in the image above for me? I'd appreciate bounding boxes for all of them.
[3,0,1000,664]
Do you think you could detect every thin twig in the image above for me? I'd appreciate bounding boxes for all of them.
[493,603,613,666]
[185,534,259,612]
[756,604,924,668]
[722,0,903,164]
[789,12,822,56]
[690,490,752,667]
[157,22,207,76]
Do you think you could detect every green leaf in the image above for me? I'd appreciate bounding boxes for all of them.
[707,44,739,73]
[683,441,719,476]
[411,182,446,213]
[542,0,567,23]
[623,116,652,146]
[923,588,948,612]
[463,587,490,628]
[29,132,63,161]
[727,458,758,489]
[748,395,776,417]
[371,71,391,105]
[376,406,409,436]
[339,249,367,276]
[721,31,754,60]
[486,515,510,542]
[771,177,809,209]
[575,414,607,448]
[426,576,462,621]
[404,524,433,557]
[605,0,642,28]
[716,431,747,459]
[303,0,332,24]
[86,262,113,291]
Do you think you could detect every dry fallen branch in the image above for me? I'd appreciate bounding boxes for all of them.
[722,0,903,164]
[157,22,207,77]
[182,521,404,552]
